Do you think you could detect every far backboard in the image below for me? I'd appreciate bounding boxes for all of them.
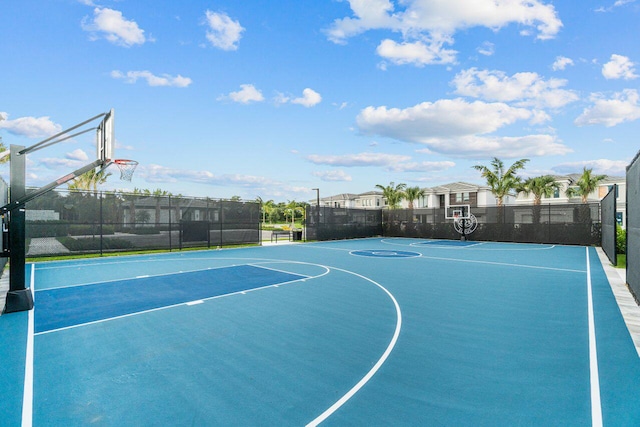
[96,108,115,164]
[445,204,471,220]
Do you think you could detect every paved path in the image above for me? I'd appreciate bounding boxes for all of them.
[27,237,69,256]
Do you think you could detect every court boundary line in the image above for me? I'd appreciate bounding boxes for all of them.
[595,247,640,358]
[300,243,585,274]
[22,266,35,427]
[34,269,323,336]
[305,266,402,427]
[33,262,289,291]
[587,247,603,427]
[381,238,557,251]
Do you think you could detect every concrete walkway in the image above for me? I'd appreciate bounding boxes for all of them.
[27,237,69,256]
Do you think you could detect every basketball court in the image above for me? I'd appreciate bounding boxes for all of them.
[2,238,640,426]
[1,111,639,425]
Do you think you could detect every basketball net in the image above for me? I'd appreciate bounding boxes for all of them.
[114,159,138,182]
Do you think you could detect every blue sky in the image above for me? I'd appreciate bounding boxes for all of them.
[0,0,638,202]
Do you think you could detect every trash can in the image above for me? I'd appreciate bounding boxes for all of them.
[292,230,302,241]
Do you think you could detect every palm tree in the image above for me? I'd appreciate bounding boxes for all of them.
[566,167,607,203]
[403,186,426,209]
[516,175,560,205]
[472,157,529,206]
[68,168,112,196]
[375,182,406,209]
[285,200,304,229]
[256,197,275,226]
[516,175,561,224]
[0,136,8,164]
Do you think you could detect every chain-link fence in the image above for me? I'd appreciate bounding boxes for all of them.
[305,206,383,241]
[24,189,260,257]
[0,178,7,271]
[383,203,601,245]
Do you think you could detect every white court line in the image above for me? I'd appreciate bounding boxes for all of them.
[382,238,556,251]
[305,266,402,427]
[586,247,603,427]
[301,244,584,274]
[22,265,35,427]
[34,263,327,336]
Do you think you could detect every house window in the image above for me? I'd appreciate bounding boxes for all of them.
[553,188,560,198]
[455,193,462,203]
[463,192,470,202]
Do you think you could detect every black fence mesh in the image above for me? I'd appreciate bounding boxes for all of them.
[24,189,260,257]
[601,185,617,265]
[0,178,7,271]
[305,206,383,241]
[627,151,640,301]
[383,203,601,245]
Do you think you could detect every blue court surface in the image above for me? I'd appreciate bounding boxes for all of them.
[2,238,640,426]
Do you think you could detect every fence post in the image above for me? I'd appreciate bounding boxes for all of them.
[168,195,173,251]
[99,192,103,256]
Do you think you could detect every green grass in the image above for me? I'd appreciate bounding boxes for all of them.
[616,254,626,269]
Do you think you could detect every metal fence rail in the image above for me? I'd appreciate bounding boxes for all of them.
[24,189,260,257]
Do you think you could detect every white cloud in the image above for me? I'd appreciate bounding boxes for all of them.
[82,7,148,47]
[307,152,411,167]
[220,84,264,104]
[376,37,457,66]
[575,89,640,127]
[552,56,574,71]
[355,99,571,158]
[326,0,562,66]
[451,68,579,109]
[602,54,638,80]
[0,113,62,138]
[111,70,192,87]
[67,149,89,162]
[477,41,495,56]
[275,88,322,107]
[291,88,322,107]
[204,10,244,51]
[387,161,456,173]
[312,170,353,182]
[553,159,628,176]
[357,98,535,140]
[142,164,278,188]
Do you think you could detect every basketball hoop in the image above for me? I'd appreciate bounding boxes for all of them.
[114,159,138,182]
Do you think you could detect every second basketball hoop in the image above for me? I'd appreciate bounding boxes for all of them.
[114,159,139,181]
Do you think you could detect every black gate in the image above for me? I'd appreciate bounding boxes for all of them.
[601,185,617,266]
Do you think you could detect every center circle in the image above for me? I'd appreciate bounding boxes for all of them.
[350,250,421,258]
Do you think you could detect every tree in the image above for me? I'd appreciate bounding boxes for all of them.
[256,197,275,226]
[68,168,112,196]
[0,136,8,164]
[516,175,560,205]
[403,186,426,210]
[472,157,529,206]
[565,167,607,203]
[152,189,170,226]
[284,200,304,228]
[375,182,406,209]
[516,175,561,224]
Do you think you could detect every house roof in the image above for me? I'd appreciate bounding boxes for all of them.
[428,181,487,193]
